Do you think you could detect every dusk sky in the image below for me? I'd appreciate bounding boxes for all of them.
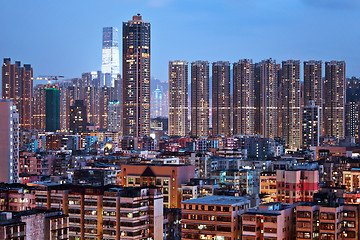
[1,0,359,82]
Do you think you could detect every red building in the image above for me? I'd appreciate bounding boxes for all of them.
[276,169,319,203]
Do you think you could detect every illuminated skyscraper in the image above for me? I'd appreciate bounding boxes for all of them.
[324,61,346,139]
[107,100,121,132]
[282,60,301,149]
[303,60,323,133]
[153,87,162,118]
[70,100,87,133]
[82,86,99,126]
[212,61,231,136]
[99,87,114,130]
[33,84,46,131]
[254,59,278,139]
[2,58,33,130]
[102,27,120,87]
[168,61,188,137]
[122,14,151,137]
[302,101,320,149]
[233,59,254,135]
[191,61,209,137]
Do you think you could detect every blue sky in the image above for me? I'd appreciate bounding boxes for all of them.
[0,0,359,82]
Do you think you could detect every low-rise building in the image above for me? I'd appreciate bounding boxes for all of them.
[181,195,252,240]
[241,202,294,240]
[276,169,319,203]
[259,172,277,203]
[121,163,195,208]
[0,209,68,240]
[32,184,163,240]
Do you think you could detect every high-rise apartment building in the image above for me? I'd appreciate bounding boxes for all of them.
[303,61,323,134]
[2,58,33,130]
[302,101,320,149]
[345,101,360,139]
[168,61,189,137]
[191,61,209,137]
[254,59,279,139]
[102,27,120,87]
[108,100,121,132]
[324,61,346,139]
[65,85,81,129]
[122,14,151,137]
[281,60,301,149]
[99,86,114,130]
[69,100,87,133]
[233,59,254,135]
[212,61,231,136]
[33,84,46,131]
[82,86,99,126]
[45,88,60,132]
[0,100,19,183]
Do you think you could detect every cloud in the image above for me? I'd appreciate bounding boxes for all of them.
[301,0,359,9]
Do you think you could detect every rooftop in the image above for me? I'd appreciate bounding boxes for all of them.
[181,195,249,206]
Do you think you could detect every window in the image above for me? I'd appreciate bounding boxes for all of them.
[297,211,311,218]
[156,179,161,185]
[128,177,134,184]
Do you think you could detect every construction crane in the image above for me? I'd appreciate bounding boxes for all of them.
[35,75,64,88]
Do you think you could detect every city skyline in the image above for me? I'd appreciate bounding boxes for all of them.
[0,0,359,83]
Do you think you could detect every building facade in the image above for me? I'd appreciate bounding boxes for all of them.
[168,60,189,137]
[122,14,151,137]
[324,61,346,139]
[212,61,231,136]
[2,58,33,130]
[191,61,210,137]
[0,100,19,183]
[281,60,301,149]
[233,59,254,136]
[102,27,120,87]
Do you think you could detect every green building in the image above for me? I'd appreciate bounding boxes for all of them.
[45,88,60,132]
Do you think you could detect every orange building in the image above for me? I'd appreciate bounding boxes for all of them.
[121,164,195,208]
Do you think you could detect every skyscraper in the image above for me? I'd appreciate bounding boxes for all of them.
[102,27,120,87]
[324,61,346,139]
[212,61,231,136]
[122,14,151,137]
[282,60,301,149]
[254,59,278,139]
[99,86,114,130]
[82,86,98,126]
[233,59,254,135]
[33,84,46,131]
[70,100,87,133]
[0,100,19,183]
[168,61,189,137]
[153,87,162,118]
[2,58,33,130]
[107,100,121,132]
[303,60,323,133]
[45,88,60,132]
[191,61,209,137]
[302,101,320,149]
